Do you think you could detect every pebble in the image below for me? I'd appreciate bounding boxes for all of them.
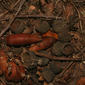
[51,41,64,56]
[10,19,25,34]
[49,61,63,74]
[38,58,49,66]
[42,67,55,82]
[62,44,74,56]
[58,32,72,42]
[52,19,69,33]
[35,21,50,33]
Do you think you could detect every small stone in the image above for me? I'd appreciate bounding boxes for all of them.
[62,44,74,56]
[52,19,69,33]
[36,21,50,33]
[38,58,49,66]
[58,32,72,42]
[11,19,25,34]
[42,68,55,82]
[51,41,64,56]
[49,61,63,74]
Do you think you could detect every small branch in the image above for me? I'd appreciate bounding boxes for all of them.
[0,0,25,37]
[34,51,83,61]
[0,78,6,85]
[59,62,74,77]
[71,0,83,33]
[34,47,85,61]
[11,0,21,9]
[0,0,21,19]
[16,14,62,20]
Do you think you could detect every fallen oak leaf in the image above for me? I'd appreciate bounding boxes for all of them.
[5,62,17,81]
[0,50,25,82]
[5,61,25,81]
[15,65,25,81]
[6,33,42,46]
[14,58,25,81]
[29,37,56,52]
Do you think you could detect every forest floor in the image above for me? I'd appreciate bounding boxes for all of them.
[0,0,85,85]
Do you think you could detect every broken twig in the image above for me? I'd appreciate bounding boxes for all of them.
[17,14,62,20]
[0,0,25,37]
[34,47,85,61]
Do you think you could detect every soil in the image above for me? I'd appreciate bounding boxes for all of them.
[0,0,85,85]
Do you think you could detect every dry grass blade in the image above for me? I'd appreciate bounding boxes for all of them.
[0,0,21,19]
[71,0,83,33]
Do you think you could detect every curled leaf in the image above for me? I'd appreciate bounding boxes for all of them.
[42,31,58,39]
[5,61,25,81]
[5,62,17,81]
[29,37,56,51]
[6,33,42,46]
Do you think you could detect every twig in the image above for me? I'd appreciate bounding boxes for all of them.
[71,0,83,33]
[54,61,75,83]
[34,52,83,61]
[0,0,25,37]
[59,62,74,77]
[73,0,85,3]
[0,11,8,19]
[0,0,21,19]
[11,0,21,9]
[0,18,9,22]
[57,47,85,78]
[16,14,62,20]
[34,47,85,61]
[0,78,6,85]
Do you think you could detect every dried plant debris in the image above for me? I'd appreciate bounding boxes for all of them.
[10,19,25,34]
[0,0,84,85]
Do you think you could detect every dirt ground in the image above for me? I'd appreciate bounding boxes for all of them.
[0,0,85,85]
